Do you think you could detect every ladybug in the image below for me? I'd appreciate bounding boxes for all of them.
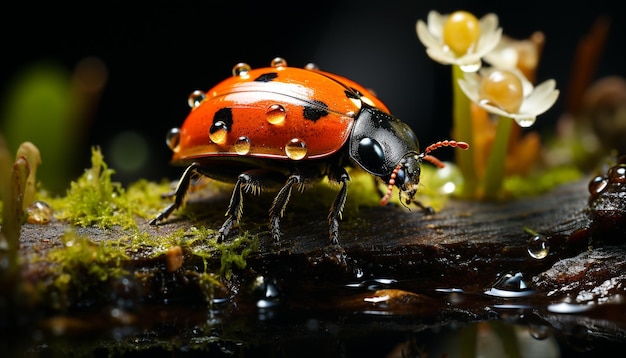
[150,57,468,247]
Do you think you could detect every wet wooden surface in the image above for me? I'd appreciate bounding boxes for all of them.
[11,177,626,355]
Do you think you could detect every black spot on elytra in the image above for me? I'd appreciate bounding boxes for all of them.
[303,100,329,121]
[212,108,233,132]
[254,72,279,82]
[345,88,361,99]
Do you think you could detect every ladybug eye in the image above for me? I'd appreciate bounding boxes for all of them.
[358,137,385,172]
[166,127,180,151]
[395,168,406,186]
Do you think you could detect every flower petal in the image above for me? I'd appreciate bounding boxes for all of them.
[457,74,481,103]
[475,28,503,57]
[426,48,455,65]
[417,20,440,50]
[521,88,559,116]
[478,103,510,118]
[427,10,445,39]
[484,47,518,69]
[479,13,499,34]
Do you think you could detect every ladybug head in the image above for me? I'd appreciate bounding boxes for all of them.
[348,105,469,207]
[379,140,470,206]
[379,153,422,206]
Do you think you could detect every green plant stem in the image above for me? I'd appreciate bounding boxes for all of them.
[452,65,477,198]
[482,115,512,200]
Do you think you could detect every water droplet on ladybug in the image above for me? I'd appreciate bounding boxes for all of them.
[232,62,251,78]
[285,138,307,160]
[26,200,53,224]
[166,127,180,151]
[478,69,524,113]
[304,63,319,70]
[270,57,287,68]
[266,104,286,125]
[187,90,205,108]
[209,121,229,144]
[527,234,550,260]
[234,136,251,155]
[608,164,626,183]
[588,175,609,196]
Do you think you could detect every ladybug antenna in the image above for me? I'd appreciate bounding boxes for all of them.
[419,140,469,168]
[380,162,403,206]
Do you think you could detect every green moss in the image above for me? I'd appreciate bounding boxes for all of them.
[45,230,129,308]
[182,226,259,279]
[46,146,164,229]
[504,165,583,199]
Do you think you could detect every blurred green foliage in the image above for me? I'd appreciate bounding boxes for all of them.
[1,62,75,194]
[1,59,103,195]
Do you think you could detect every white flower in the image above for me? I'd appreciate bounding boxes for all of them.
[416,10,502,71]
[483,32,545,73]
[458,67,559,127]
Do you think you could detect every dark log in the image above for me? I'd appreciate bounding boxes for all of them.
[7,176,626,356]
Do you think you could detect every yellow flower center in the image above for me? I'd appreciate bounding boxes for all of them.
[442,11,481,56]
[478,70,524,113]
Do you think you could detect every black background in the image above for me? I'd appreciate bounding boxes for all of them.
[2,0,625,188]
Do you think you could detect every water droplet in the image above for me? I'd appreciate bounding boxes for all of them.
[270,57,287,68]
[345,278,397,290]
[484,272,535,298]
[166,127,180,150]
[478,70,524,113]
[234,136,251,155]
[232,62,251,78]
[436,288,466,304]
[304,63,319,70]
[528,323,553,340]
[547,302,591,314]
[285,138,307,160]
[187,90,205,108]
[442,11,480,56]
[527,234,550,260]
[250,276,282,308]
[588,175,609,196]
[459,61,482,72]
[513,116,536,128]
[209,121,229,144]
[353,267,364,279]
[266,104,286,125]
[608,164,626,183]
[26,200,52,224]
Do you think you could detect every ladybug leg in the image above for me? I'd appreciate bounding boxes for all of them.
[414,200,435,215]
[269,174,303,245]
[218,171,264,243]
[150,163,201,225]
[327,167,350,246]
